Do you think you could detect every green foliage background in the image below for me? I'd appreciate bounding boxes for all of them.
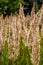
[39,38,43,65]
[0,0,43,15]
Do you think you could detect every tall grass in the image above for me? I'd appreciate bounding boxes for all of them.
[14,37,33,65]
[2,25,10,65]
[0,4,43,65]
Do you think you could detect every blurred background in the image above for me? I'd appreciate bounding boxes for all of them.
[0,0,43,16]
